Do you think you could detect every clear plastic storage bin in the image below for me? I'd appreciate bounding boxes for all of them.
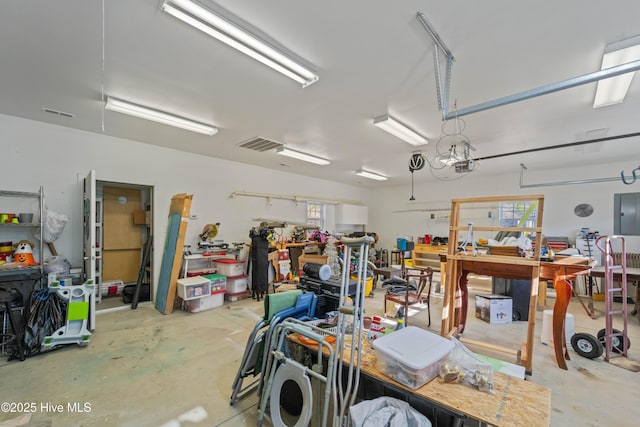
[372,326,454,389]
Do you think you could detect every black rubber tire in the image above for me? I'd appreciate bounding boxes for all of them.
[571,333,603,359]
[512,309,523,321]
[597,328,631,353]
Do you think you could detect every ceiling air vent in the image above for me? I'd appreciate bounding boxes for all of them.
[238,137,283,152]
[42,107,75,118]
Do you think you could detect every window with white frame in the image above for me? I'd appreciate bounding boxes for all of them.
[499,201,537,228]
[306,202,323,227]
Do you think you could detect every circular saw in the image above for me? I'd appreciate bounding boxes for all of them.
[199,223,219,242]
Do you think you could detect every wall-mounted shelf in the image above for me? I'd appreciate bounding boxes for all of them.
[0,187,44,277]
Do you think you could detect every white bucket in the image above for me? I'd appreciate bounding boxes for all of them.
[541,309,574,345]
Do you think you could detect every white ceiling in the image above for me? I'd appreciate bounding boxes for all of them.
[2,0,640,187]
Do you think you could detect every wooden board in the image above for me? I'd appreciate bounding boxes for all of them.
[103,249,141,283]
[608,357,640,372]
[288,334,551,426]
[155,193,192,315]
[103,187,142,250]
[102,187,143,284]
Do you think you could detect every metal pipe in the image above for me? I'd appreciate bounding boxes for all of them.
[519,163,635,188]
[229,190,347,205]
[474,131,640,161]
[444,59,640,120]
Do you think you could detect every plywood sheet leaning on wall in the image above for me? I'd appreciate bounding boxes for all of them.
[155,193,192,315]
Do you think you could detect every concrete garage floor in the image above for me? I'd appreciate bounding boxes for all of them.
[1,279,639,427]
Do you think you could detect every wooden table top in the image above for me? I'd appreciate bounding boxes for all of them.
[289,333,551,426]
[589,266,640,280]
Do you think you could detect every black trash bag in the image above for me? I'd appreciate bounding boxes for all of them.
[23,289,67,357]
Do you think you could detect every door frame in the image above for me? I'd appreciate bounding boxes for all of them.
[83,172,154,312]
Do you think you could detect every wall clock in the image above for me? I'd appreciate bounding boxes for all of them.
[574,203,594,217]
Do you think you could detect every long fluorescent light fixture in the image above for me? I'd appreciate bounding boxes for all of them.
[355,170,388,181]
[162,0,318,87]
[105,97,218,135]
[593,35,640,108]
[276,147,330,165]
[373,114,427,146]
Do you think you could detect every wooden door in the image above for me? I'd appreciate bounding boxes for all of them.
[102,187,142,283]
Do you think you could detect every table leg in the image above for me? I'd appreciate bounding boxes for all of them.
[633,281,639,317]
[457,271,469,334]
[552,271,572,370]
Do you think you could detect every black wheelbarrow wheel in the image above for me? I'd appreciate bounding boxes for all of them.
[597,328,631,353]
[571,333,603,359]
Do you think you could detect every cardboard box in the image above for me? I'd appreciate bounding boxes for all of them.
[133,210,150,225]
[298,254,329,272]
[475,295,512,324]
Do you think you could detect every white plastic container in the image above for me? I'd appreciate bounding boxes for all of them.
[372,326,454,389]
[226,274,248,294]
[100,280,125,296]
[203,273,226,293]
[184,290,225,312]
[213,259,246,277]
[225,290,250,302]
[177,276,212,300]
[541,309,574,345]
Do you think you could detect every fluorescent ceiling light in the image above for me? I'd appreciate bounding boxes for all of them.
[593,35,640,108]
[276,147,330,165]
[162,0,318,87]
[373,114,427,146]
[105,97,217,135]
[355,170,388,181]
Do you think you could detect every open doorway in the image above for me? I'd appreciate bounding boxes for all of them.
[84,172,153,312]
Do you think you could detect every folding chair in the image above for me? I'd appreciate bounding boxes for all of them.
[230,290,317,406]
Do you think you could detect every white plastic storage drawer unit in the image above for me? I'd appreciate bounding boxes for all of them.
[176,276,211,300]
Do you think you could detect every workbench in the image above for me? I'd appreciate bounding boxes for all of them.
[288,333,551,426]
[182,250,238,278]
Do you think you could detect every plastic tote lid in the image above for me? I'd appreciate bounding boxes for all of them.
[372,326,454,370]
[214,259,245,264]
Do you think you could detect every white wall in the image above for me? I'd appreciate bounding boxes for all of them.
[3,112,638,299]
[0,113,371,294]
[370,161,640,254]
